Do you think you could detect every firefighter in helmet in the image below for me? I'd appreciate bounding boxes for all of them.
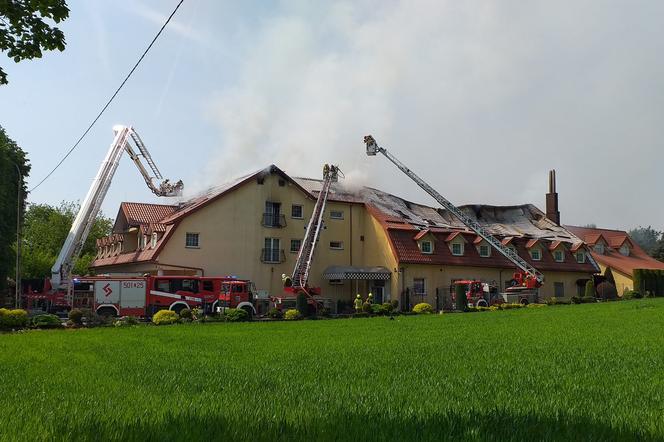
[323,164,330,179]
[354,294,363,312]
[366,292,373,304]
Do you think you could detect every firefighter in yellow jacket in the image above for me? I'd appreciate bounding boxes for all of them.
[354,294,363,312]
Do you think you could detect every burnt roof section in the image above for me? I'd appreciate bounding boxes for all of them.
[112,202,178,233]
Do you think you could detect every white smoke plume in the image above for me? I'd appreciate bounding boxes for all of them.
[202,0,664,228]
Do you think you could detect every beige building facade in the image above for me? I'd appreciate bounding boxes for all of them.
[92,165,598,310]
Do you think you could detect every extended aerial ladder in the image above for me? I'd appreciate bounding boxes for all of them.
[50,125,183,291]
[283,164,341,301]
[363,135,544,286]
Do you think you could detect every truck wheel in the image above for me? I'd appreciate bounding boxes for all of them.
[97,307,117,318]
[519,298,529,306]
[475,299,488,308]
[171,304,189,315]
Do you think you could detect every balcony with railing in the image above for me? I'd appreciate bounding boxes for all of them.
[262,213,287,228]
[261,248,286,263]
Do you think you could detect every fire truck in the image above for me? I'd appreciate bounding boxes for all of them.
[65,275,256,318]
[22,125,183,313]
[364,135,547,307]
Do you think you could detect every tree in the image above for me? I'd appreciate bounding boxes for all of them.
[0,0,69,85]
[628,226,662,256]
[0,126,30,291]
[455,283,467,312]
[21,201,112,278]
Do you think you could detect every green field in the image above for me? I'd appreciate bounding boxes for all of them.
[1,300,664,441]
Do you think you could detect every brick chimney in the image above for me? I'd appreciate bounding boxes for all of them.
[546,169,560,225]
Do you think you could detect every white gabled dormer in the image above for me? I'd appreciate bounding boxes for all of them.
[446,231,467,256]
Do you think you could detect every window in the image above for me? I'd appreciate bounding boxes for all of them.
[263,238,281,263]
[576,251,586,263]
[291,204,303,219]
[202,280,214,291]
[554,282,565,297]
[594,243,605,254]
[264,202,284,227]
[156,279,170,292]
[413,278,426,295]
[330,241,344,250]
[451,243,464,256]
[143,235,148,249]
[530,248,541,261]
[421,240,433,254]
[479,244,490,257]
[185,232,199,248]
[151,233,157,248]
[329,279,343,285]
[290,239,301,253]
[330,210,344,219]
[278,179,286,187]
[620,243,630,256]
[554,250,564,262]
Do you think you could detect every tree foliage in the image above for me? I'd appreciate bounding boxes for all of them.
[628,226,662,256]
[0,125,30,291]
[22,201,112,278]
[0,0,69,85]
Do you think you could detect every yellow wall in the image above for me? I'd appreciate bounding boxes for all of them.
[597,263,633,294]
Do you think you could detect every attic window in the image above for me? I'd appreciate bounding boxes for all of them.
[278,179,286,187]
[479,245,490,257]
[594,243,605,254]
[530,248,542,261]
[420,240,433,254]
[619,243,630,256]
[554,250,564,262]
[451,243,464,256]
[576,251,586,263]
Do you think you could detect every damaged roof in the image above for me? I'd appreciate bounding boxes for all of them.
[293,177,584,243]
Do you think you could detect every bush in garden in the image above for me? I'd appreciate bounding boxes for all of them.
[179,308,193,320]
[316,307,330,317]
[596,282,617,300]
[412,303,433,314]
[68,308,84,325]
[114,316,139,327]
[267,307,283,319]
[31,314,62,329]
[362,301,373,314]
[152,310,178,325]
[223,308,249,322]
[382,302,394,313]
[390,299,399,311]
[0,308,29,328]
[284,309,302,320]
[526,303,547,309]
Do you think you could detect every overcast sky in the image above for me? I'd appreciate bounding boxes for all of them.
[1,0,662,230]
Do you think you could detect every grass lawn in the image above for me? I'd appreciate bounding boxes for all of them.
[1,300,664,441]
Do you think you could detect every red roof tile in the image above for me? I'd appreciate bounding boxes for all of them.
[565,225,664,276]
[413,229,431,241]
[525,239,539,249]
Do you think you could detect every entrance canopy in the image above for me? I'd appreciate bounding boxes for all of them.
[323,266,391,280]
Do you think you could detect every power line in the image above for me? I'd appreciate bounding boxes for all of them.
[30,0,186,192]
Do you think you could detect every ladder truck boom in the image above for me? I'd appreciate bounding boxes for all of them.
[288,164,341,291]
[363,135,544,284]
[50,125,183,290]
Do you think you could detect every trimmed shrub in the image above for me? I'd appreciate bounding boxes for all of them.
[596,282,617,300]
[31,314,62,329]
[316,307,330,317]
[413,303,433,314]
[179,308,193,320]
[390,299,399,311]
[68,308,84,326]
[296,293,308,317]
[623,289,642,300]
[498,303,525,310]
[0,309,29,328]
[114,316,139,327]
[152,310,179,326]
[224,308,249,322]
[382,302,395,313]
[546,297,570,306]
[584,279,595,299]
[267,307,283,319]
[284,309,302,320]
